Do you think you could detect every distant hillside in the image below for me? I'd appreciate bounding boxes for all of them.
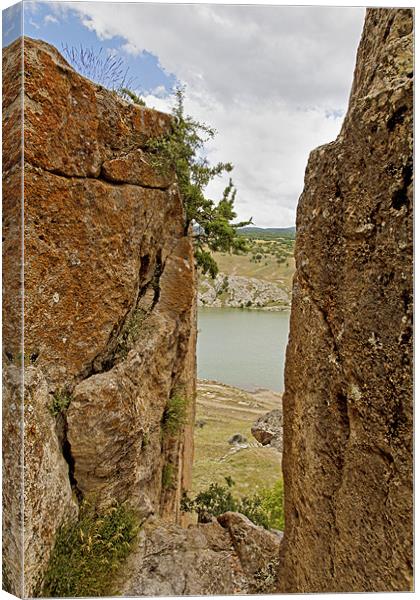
[238,226,296,240]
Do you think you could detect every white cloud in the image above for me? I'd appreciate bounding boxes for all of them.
[120,41,142,56]
[150,85,168,98]
[57,3,365,227]
[44,14,59,25]
[29,18,40,30]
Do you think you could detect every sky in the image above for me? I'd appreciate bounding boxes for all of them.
[3,1,365,227]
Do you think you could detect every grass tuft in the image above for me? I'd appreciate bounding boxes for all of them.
[161,392,188,437]
[42,501,138,597]
[162,463,176,489]
[116,307,147,359]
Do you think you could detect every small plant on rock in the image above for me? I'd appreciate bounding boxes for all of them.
[162,463,176,490]
[115,307,147,359]
[49,390,71,417]
[61,44,135,92]
[161,392,188,437]
[120,87,146,106]
[42,501,138,597]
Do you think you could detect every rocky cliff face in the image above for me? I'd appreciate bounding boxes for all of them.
[199,273,290,310]
[2,35,24,597]
[3,37,196,596]
[279,8,413,592]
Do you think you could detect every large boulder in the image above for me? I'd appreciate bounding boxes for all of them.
[251,409,283,451]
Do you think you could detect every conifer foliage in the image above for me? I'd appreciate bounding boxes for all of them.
[149,88,251,277]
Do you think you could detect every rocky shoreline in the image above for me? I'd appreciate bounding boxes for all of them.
[198,273,291,311]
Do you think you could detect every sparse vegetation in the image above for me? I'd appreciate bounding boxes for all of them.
[115,307,147,359]
[61,44,135,92]
[162,463,176,490]
[193,382,281,498]
[161,391,188,437]
[181,476,284,531]
[120,87,146,106]
[49,390,71,417]
[41,501,138,597]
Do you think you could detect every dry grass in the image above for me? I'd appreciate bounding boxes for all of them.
[192,381,282,497]
[209,247,295,286]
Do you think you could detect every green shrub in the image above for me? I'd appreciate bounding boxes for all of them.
[161,392,188,437]
[181,477,236,522]
[259,479,285,530]
[181,477,285,530]
[49,390,71,417]
[236,494,270,529]
[147,88,251,279]
[42,501,138,597]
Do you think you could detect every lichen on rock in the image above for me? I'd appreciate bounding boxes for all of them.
[3,36,197,596]
[119,512,281,596]
[279,8,413,593]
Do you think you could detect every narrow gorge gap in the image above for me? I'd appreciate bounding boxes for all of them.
[190,230,294,531]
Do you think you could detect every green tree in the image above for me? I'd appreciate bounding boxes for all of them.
[149,88,251,277]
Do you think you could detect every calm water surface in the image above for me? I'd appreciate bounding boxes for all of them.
[197,308,290,392]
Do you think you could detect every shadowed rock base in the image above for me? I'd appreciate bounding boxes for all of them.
[120,512,281,596]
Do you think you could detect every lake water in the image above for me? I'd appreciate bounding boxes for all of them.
[197,308,290,392]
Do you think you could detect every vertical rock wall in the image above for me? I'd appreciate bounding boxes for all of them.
[3,37,197,596]
[3,35,24,598]
[279,8,413,592]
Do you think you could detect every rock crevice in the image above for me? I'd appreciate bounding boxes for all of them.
[27,160,172,191]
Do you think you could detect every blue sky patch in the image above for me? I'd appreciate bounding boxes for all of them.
[9,1,177,97]
[3,2,22,47]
